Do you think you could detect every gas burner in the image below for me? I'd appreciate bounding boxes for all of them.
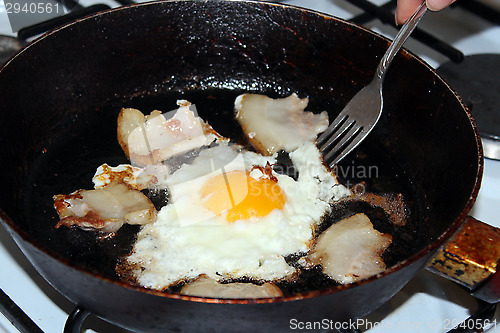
[437,54,500,160]
[0,36,25,65]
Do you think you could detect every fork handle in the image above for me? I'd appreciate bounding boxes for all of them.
[376,2,427,82]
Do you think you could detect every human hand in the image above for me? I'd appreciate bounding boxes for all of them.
[395,0,455,24]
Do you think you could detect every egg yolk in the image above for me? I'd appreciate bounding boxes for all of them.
[201,170,285,222]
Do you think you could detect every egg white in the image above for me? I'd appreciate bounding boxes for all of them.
[125,142,350,290]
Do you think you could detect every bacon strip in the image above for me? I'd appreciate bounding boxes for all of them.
[54,182,157,233]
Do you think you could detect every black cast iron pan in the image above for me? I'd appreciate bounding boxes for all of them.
[0,0,492,331]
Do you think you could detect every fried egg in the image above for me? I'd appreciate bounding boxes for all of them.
[125,139,351,290]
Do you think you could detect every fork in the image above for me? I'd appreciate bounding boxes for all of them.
[317,2,428,167]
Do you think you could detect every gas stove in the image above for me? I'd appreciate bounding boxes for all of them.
[0,0,499,332]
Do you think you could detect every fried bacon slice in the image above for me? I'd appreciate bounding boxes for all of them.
[234,93,329,155]
[117,100,224,167]
[180,275,284,299]
[92,163,169,190]
[305,213,392,284]
[53,182,157,233]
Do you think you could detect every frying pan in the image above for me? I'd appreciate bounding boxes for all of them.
[0,0,496,331]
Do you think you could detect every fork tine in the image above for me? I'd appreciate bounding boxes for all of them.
[329,135,363,167]
[316,113,348,146]
[323,125,363,166]
[318,116,355,152]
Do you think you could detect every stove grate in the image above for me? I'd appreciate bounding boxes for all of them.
[345,0,465,62]
[1,0,499,332]
[437,54,500,160]
[0,288,44,333]
[0,287,496,333]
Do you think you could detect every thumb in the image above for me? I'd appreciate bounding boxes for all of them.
[426,0,455,11]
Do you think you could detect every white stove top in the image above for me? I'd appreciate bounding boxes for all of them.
[0,0,499,332]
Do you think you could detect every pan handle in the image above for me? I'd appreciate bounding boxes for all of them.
[426,216,500,303]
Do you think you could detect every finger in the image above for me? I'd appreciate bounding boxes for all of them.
[426,0,455,11]
[395,0,425,25]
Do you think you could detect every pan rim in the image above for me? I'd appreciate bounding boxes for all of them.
[0,0,484,304]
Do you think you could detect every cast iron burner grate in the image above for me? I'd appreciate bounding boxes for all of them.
[338,299,497,333]
[0,288,497,333]
[1,0,500,332]
[437,54,500,160]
